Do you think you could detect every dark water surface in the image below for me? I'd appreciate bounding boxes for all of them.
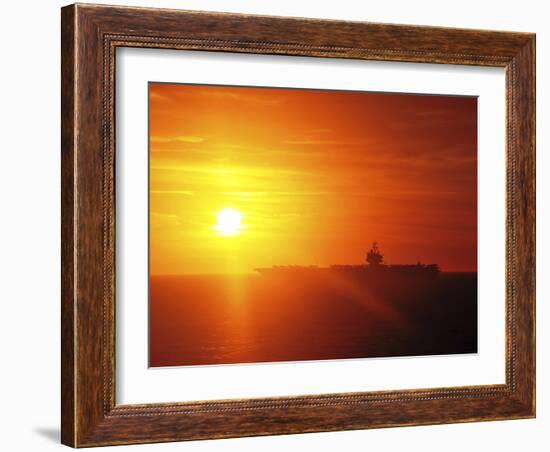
[150,273,477,367]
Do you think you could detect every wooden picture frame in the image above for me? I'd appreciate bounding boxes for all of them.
[61,3,535,447]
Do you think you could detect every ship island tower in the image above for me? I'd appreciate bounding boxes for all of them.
[366,242,383,266]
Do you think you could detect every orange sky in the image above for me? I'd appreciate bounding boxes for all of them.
[149,83,477,274]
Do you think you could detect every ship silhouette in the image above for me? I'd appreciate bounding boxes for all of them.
[255,242,440,281]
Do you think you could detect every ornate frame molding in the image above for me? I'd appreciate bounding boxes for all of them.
[62,4,535,447]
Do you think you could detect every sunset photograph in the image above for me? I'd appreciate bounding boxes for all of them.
[148,82,478,367]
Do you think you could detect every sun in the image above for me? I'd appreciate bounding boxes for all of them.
[214,208,244,236]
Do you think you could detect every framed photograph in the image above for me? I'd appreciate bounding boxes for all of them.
[61,3,535,447]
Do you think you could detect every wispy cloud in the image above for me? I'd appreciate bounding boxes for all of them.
[150,164,307,177]
[149,91,170,102]
[150,85,287,107]
[201,89,287,106]
[151,135,206,144]
[150,190,194,195]
[308,128,332,134]
[149,212,180,230]
[282,139,361,146]
[221,190,334,197]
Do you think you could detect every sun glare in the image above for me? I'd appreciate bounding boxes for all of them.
[214,208,244,236]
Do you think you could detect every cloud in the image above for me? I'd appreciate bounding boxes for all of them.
[191,89,286,106]
[151,135,206,144]
[177,136,206,143]
[150,164,306,177]
[150,85,287,107]
[221,190,334,198]
[149,91,170,102]
[150,190,194,195]
[149,212,180,230]
[282,139,361,146]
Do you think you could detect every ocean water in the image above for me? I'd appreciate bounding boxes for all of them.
[149,272,477,367]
